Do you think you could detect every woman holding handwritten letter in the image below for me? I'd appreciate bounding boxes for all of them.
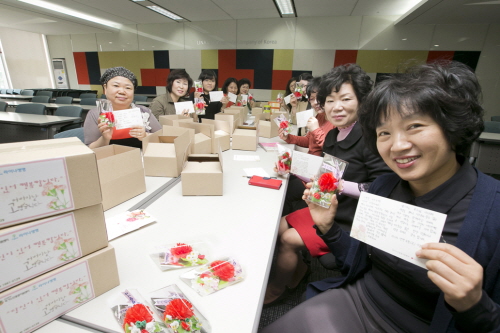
[84,67,160,149]
[261,62,500,332]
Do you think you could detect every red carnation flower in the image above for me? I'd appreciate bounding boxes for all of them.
[277,161,285,170]
[280,121,289,129]
[294,91,302,98]
[318,173,337,193]
[164,298,194,320]
[171,243,192,258]
[314,192,321,200]
[209,260,235,281]
[123,304,153,328]
[282,152,290,159]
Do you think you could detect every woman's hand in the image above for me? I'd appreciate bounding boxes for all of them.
[290,94,298,107]
[416,243,483,312]
[97,120,113,142]
[306,116,319,132]
[220,95,229,107]
[278,128,289,141]
[194,92,203,99]
[181,109,190,117]
[129,125,147,141]
[302,182,338,234]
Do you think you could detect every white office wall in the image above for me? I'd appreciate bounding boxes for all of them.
[0,27,52,89]
[46,35,79,89]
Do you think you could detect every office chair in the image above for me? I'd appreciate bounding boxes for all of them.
[21,90,34,96]
[36,91,53,99]
[133,95,148,102]
[6,89,13,94]
[491,116,500,122]
[12,89,22,94]
[0,89,6,94]
[484,121,500,134]
[31,96,50,103]
[0,101,7,111]
[54,128,84,143]
[80,98,98,106]
[16,103,46,115]
[54,96,73,104]
[80,93,97,99]
[55,106,83,131]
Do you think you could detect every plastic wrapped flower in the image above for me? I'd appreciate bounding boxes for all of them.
[318,173,337,192]
[276,151,292,176]
[99,111,115,127]
[209,260,235,281]
[171,243,192,258]
[123,304,161,333]
[163,298,202,333]
[159,243,208,269]
[308,172,339,208]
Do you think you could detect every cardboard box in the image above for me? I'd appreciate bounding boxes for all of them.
[159,114,193,127]
[215,113,238,137]
[0,137,102,229]
[177,122,217,154]
[92,145,146,211]
[258,114,279,138]
[142,126,192,177]
[201,119,231,151]
[0,203,108,292]
[181,152,223,196]
[251,107,263,117]
[223,108,247,127]
[232,124,259,151]
[0,246,119,333]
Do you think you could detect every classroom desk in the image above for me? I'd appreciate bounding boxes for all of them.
[61,137,294,333]
[0,94,33,100]
[478,132,500,143]
[1,100,93,111]
[0,113,80,143]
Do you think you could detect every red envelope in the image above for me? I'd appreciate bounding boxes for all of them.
[248,176,282,190]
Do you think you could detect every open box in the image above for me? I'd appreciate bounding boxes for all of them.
[181,150,223,196]
[142,126,192,177]
[215,113,238,137]
[0,137,102,228]
[257,113,279,138]
[201,118,231,151]
[223,107,246,127]
[232,123,259,151]
[92,145,146,211]
[158,114,193,127]
[176,121,217,154]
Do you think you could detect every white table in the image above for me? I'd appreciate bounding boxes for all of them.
[62,136,294,333]
[0,94,33,100]
[34,319,103,333]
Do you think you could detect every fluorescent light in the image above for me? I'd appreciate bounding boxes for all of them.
[275,0,295,15]
[147,6,183,20]
[18,0,122,29]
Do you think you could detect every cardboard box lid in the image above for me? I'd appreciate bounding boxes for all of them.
[214,130,229,138]
[144,142,176,157]
[93,145,143,182]
[178,122,216,153]
[234,128,257,137]
[202,118,231,134]
[159,114,193,126]
[183,160,222,174]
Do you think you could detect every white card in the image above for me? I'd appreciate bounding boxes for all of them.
[241,94,249,103]
[243,167,270,178]
[209,91,224,102]
[296,109,314,128]
[351,192,447,269]
[290,150,323,183]
[105,209,156,240]
[284,93,293,105]
[228,92,237,103]
[175,101,195,114]
[113,108,143,130]
[234,155,260,162]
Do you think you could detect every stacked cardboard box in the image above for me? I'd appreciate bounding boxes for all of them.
[0,137,119,333]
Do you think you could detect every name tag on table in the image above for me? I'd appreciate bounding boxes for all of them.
[296,109,314,128]
[209,91,224,102]
[351,192,446,269]
[175,101,195,114]
[113,108,143,129]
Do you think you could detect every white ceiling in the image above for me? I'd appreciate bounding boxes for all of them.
[0,0,498,35]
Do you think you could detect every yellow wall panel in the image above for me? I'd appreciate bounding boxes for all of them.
[201,50,218,69]
[273,50,294,70]
[357,50,428,73]
[91,84,103,97]
[271,90,286,100]
[98,51,155,86]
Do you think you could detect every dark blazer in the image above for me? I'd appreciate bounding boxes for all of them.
[323,122,392,231]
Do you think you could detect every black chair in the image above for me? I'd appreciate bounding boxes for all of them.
[0,101,7,111]
[80,93,97,99]
[134,95,148,102]
[16,103,46,115]
[0,89,6,94]
[31,96,50,103]
[21,89,34,96]
[55,106,83,131]
[6,89,13,94]
[54,96,73,104]
[100,94,106,99]
[54,127,84,143]
[12,89,22,95]
[36,91,53,99]
[491,116,500,122]
[80,98,97,106]
[484,121,500,133]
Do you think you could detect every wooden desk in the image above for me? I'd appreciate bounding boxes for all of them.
[0,113,80,143]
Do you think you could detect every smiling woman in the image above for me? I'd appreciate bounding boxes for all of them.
[150,69,193,120]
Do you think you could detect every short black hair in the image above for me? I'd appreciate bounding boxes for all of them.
[198,70,218,91]
[306,76,321,97]
[167,69,193,95]
[238,78,251,89]
[317,64,373,108]
[298,73,313,82]
[358,61,484,156]
[222,77,239,95]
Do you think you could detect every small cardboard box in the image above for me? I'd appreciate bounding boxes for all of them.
[0,203,108,292]
[92,145,146,211]
[223,108,246,127]
[251,107,263,117]
[232,124,259,151]
[201,118,231,151]
[177,122,216,154]
[159,114,193,127]
[0,137,102,229]
[181,152,223,196]
[258,114,279,138]
[142,126,192,177]
[215,113,238,137]
[0,246,119,333]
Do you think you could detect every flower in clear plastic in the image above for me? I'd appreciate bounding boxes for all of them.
[123,304,154,333]
[313,192,321,200]
[99,111,115,127]
[171,243,192,258]
[318,173,337,193]
[164,298,194,320]
[209,260,235,281]
[279,120,289,129]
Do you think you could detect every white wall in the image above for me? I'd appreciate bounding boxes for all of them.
[0,27,52,89]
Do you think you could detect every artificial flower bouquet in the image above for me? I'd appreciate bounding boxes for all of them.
[276,144,293,176]
[150,284,211,333]
[97,99,114,127]
[276,93,283,104]
[294,83,304,98]
[307,153,348,208]
[151,242,209,271]
[110,289,165,333]
[180,258,244,296]
[194,98,205,115]
[274,114,291,134]
[194,80,203,93]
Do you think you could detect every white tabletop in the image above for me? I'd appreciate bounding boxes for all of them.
[1,100,93,111]
[0,94,33,100]
[62,136,294,333]
[0,112,80,126]
[34,319,103,333]
[478,132,500,143]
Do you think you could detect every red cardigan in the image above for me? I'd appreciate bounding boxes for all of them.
[285,112,334,156]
